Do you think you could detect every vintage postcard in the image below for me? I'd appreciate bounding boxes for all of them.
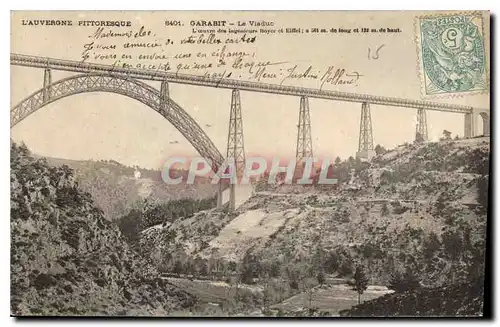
[10,11,490,317]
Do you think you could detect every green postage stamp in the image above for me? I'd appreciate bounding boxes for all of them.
[416,13,488,97]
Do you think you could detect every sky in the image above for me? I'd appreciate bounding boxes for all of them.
[10,11,490,169]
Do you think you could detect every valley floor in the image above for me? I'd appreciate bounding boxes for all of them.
[271,284,393,315]
[163,276,392,316]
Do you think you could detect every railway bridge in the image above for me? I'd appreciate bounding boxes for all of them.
[10,53,490,211]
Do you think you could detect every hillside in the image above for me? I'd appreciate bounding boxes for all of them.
[10,143,196,316]
[339,278,484,317]
[40,155,217,220]
[139,137,489,314]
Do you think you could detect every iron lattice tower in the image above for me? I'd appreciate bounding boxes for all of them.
[226,89,246,178]
[296,96,314,165]
[224,89,246,211]
[358,102,374,153]
[415,108,428,141]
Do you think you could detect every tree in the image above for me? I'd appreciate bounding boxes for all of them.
[388,270,420,293]
[117,209,142,248]
[324,252,339,274]
[348,265,369,304]
[442,130,452,140]
[194,255,206,277]
[286,266,300,290]
[228,260,237,272]
[316,271,326,286]
[335,157,342,166]
[269,261,281,278]
[311,246,325,271]
[375,144,386,155]
[304,278,317,308]
[240,252,260,284]
[173,260,184,275]
[347,156,356,167]
[388,271,404,293]
[199,262,208,276]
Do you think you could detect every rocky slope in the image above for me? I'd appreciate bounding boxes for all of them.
[10,143,195,316]
[142,137,489,290]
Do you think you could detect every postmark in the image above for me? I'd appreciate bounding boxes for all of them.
[416,13,488,97]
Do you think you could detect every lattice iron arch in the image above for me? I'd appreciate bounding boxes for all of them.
[10,73,224,169]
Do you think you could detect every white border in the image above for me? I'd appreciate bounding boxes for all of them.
[2,1,498,326]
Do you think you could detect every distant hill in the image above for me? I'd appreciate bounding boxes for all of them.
[37,155,217,221]
[10,143,196,315]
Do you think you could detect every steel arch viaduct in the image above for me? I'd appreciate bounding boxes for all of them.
[10,53,490,210]
[11,53,486,114]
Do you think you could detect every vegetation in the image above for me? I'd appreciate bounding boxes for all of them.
[10,143,195,315]
[348,266,369,304]
[117,196,216,248]
[21,136,487,316]
[341,278,484,317]
[388,270,421,293]
[442,130,452,141]
[375,144,387,155]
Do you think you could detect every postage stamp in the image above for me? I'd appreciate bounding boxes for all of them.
[415,13,489,97]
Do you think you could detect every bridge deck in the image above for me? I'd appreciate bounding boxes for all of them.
[11,53,481,114]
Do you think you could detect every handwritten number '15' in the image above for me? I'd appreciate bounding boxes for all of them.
[368,44,385,60]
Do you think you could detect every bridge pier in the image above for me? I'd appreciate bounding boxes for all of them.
[481,112,490,136]
[465,109,490,137]
[217,89,246,211]
[464,112,476,138]
[295,96,313,177]
[415,108,428,142]
[43,68,52,102]
[356,102,375,160]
